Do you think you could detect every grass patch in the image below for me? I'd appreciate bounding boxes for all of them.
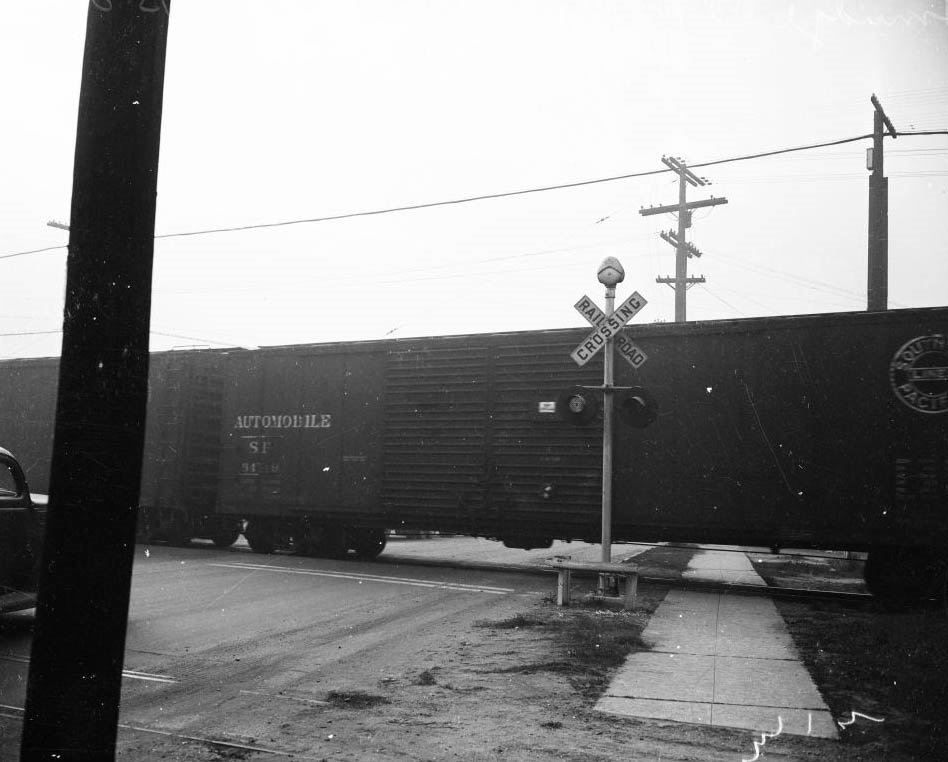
[777,598,948,760]
[325,690,391,709]
[748,553,868,593]
[490,660,575,674]
[473,613,546,629]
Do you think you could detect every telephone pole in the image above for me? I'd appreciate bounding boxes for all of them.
[21,2,171,758]
[640,156,727,321]
[867,94,897,312]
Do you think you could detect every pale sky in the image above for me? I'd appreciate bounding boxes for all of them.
[2,1,947,359]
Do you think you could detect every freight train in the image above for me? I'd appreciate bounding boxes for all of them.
[1,306,946,603]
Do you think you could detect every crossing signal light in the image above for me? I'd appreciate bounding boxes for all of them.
[618,387,658,428]
[558,386,599,426]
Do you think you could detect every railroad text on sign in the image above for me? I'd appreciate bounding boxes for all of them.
[574,294,607,328]
[615,333,648,369]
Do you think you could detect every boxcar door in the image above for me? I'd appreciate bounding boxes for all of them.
[486,333,603,545]
[381,342,491,535]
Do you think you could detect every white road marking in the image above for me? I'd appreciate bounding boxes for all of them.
[209,562,514,595]
[0,652,176,684]
[121,669,178,684]
[117,723,317,758]
[0,704,320,760]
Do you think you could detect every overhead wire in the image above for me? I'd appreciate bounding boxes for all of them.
[151,133,890,239]
[0,327,246,348]
[4,129,946,262]
[0,245,68,261]
[0,330,61,338]
[150,330,249,347]
[699,287,749,317]
[712,252,914,310]
[1,128,944,341]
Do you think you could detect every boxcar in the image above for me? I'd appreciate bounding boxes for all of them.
[224,309,947,594]
[1,307,946,600]
[0,350,240,546]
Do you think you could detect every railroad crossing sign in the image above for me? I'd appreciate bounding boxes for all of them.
[571,292,648,367]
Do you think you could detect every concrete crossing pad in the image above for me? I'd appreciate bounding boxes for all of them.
[596,549,838,739]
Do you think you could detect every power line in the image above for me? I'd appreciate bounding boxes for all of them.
[0,329,61,338]
[712,251,913,310]
[3,130,947,261]
[0,244,68,261]
[150,134,883,239]
[158,235,656,296]
[714,170,948,185]
[0,327,241,347]
[690,130,947,170]
[150,330,245,347]
[701,287,748,317]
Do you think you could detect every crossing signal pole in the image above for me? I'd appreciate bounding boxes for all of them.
[867,94,897,312]
[640,156,727,322]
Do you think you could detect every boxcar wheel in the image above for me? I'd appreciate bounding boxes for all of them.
[351,528,387,560]
[321,524,349,559]
[865,547,946,609]
[163,512,190,547]
[295,523,347,558]
[245,521,275,554]
[211,527,241,548]
[136,509,157,543]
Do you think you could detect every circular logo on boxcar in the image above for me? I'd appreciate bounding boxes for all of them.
[889,334,948,414]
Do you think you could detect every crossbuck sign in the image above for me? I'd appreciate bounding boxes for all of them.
[571,292,648,367]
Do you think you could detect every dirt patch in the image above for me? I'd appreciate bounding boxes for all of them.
[92,541,907,761]
[477,612,546,629]
[248,583,855,762]
[290,584,745,762]
[325,690,392,710]
[777,597,948,761]
[100,577,888,761]
[475,601,651,699]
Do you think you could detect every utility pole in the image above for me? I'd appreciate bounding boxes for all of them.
[21,2,171,759]
[867,94,897,312]
[640,157,727,322]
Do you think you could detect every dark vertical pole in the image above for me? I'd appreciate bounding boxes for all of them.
[674,170,687,322]
[868,104,889,312]
[21,2,170,759]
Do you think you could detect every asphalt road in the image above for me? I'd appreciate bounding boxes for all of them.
[0,538,870,759]
[0,541,560,757]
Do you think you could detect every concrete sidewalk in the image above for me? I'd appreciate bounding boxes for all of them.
[682,545,768,586]
[381,536,652,570]
[596,548,839,739]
